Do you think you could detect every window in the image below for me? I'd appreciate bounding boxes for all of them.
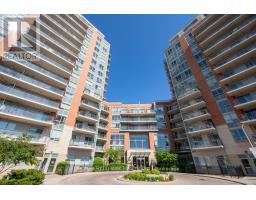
[0,120,16,131]
[218,100,233,113]
[97,77,102,83]
[110,133,124,149]
[130,134,149,149]
[194,156,211,166]
[154,133,170,150]
[112,115,121,121]
[88,72,94,79]
[91,59,97,65]
[99,64,104,70]
[231,128,247,141]
[98,71,103,77]
[28,126,43,134]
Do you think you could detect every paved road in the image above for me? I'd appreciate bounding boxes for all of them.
[44,171,245,185]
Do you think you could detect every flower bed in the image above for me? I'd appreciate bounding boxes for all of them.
[124,169,174,182]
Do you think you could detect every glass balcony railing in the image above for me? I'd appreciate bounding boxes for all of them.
[66,15,86,35]
[37,19,79,52]
[175,146,190,151]
[101,106,109,112]
[16,41,72,74]
[0,65,64,95]
[180,97,204,109]
[100,114,108,120]
[79,110,98,120]
[24,33,74,66]
[0,83,59,108]
[228,76,256,91]
[235,93,256,105]
[29,25,76,62]
[0,101,53,122]
[121,109,156,115]
[171,123,184,129]
[187,122,214,133]
[242,110,256,121]
[84,88,102,100]
[99,124,108,129]
[205,16,256,51]
[222,59,256,79]
[81,99,100,109]
[121,117,156,122]
[183,109,209,120]
[177,88,200,99]
[4,53,68,84]
[216,44,256,68]
[96,146,105,151]
[201,15,240,44]
[57,15,84,39]
[97,133,107,139]
[75,123,96,132]
[190,140,223,149]
[209,29,256,60]
[167,104,179,111]
[0,129,48,144]
[120,125,158,131]
[44,15,82,45]
[69,140,95,148]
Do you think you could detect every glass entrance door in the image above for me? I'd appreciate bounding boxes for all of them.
[132,156,149,169]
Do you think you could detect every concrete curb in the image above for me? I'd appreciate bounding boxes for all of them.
[116,175,174,184]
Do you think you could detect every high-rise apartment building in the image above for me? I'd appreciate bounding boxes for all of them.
[164,14,256,176]
[0,14,110,174]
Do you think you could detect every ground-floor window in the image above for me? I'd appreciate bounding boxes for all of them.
[154,133,170,150]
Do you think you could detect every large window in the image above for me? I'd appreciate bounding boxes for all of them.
[110,133,124,150]
[130,134,149,149]
[154,133,170,150]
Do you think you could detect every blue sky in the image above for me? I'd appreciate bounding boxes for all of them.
[85,14,194,104]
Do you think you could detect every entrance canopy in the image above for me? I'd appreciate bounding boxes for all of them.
[129,151,151,158]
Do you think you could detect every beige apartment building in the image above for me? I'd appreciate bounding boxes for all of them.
[164,14,256,176]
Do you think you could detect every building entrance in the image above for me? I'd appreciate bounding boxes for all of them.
[132,156,149,169]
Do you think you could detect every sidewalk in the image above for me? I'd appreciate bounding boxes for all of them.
[170,172,256,185]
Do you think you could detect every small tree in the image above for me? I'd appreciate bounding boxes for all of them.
[155,150,178,168]
[105,149,122,163]
[93,157,104,171]
[0,137,39,174]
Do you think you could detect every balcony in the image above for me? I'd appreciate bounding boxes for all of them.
[209,31,256,64]
[0,102,53,127]
[97,133,107,141]
[175,146,190,152]
[4,53,68,87]
[242,110,256,125]
[0,83,59,112]
[174,133,187,141]
[187,123,216,135]
[37,19,80,54]
[74,123,97,135]
[167,105,179,114]
[214,46,256,73]
[234,93,256,110]
[83,88,102,103]
[169,113,182,123]
[0,129,48,145]
[177,88,201,102]
[80,100,100,113]
[69,140,95,150]
[77,110,98,123]
[171,124,184,132]
[0,65,64,99]
[120,125,158,132]
[95,146,105,152]
[220,63,256,85]
[65,15,87,36]
[120,117,157,124]
[199,15,243,48]
[98,124,108,131]
[43,15,81,47]
[227,76,256,96]
[120,109,156,116]
[180,98,206,113]
[204,16,256,55]
[100,114,108,123]
[190,140,224,151]
[183,109,211,124]
[101,106,109,114]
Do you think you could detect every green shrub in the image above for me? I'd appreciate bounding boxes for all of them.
[142,169,150,174]
[124,171,166,182]
[55,161,69,175]
[107,163,127,171]
[168,174,174,181]
[93,157,105,172]
[0,169,45,185]
[151,169,160,175]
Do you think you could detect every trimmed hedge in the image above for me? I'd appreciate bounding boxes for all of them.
[168,174,174,181]
[55,161,69,175]
[107,163,127,171]
[124,172,165,182]
[0,169,45,185]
